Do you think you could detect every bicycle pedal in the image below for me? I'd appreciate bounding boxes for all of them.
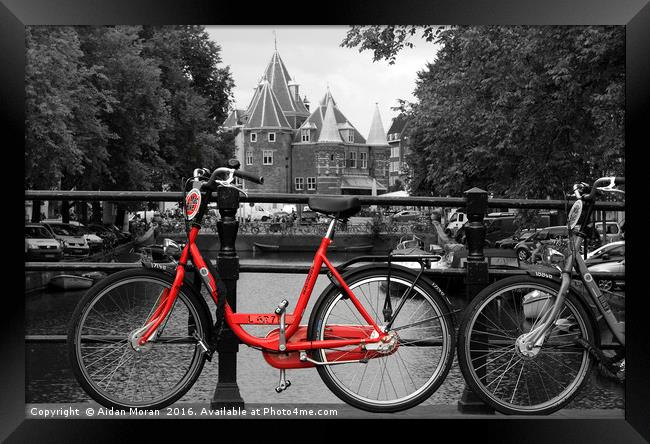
[275,299,289,315]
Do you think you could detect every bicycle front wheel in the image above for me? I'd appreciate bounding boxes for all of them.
[67,269,212,410]
[457,276,595,415]
[308,267,455,413]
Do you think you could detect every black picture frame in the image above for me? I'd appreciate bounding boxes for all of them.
[4,0,649,441]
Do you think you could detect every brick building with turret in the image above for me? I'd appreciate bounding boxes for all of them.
[222,49,390,197]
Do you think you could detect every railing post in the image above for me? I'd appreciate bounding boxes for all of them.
[211,186,245,409]
[458,187,494,414]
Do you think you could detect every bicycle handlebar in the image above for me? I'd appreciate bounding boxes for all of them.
[573,176,625,201]
[234,169,264,185]
[202,166,264,191]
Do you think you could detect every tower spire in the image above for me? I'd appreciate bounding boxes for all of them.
[273,30,277,51]
[366,103,389,146]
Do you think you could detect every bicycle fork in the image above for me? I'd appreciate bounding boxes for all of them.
[516,272,571,357]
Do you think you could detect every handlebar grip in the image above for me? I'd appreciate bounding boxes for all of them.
[234,170,264,185]
[614,177,625,186]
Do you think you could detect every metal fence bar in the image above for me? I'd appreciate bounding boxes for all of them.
[24,190,625,211]
[23,261,625,280]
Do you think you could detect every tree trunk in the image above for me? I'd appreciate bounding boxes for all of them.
[62,201,70,223]
[79,202,88,224]
[91,202,102,224]
[115,205,126,230]
[31,200,42,223]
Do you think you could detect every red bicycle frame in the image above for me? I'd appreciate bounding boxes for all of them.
[137,221,387,352]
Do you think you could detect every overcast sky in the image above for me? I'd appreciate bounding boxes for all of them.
[206,26,440,137]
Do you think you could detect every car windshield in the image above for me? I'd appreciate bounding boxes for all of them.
[49,224,80,236]
[520,231,536,240]
[25,226,53,239]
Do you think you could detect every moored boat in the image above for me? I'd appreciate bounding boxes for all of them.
[49,274,94,291]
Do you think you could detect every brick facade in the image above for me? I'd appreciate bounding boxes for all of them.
[222,50,390,196]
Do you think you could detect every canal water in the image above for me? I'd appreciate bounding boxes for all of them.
[25,250,623,410]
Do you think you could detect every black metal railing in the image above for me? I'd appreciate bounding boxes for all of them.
[24,188,625,412]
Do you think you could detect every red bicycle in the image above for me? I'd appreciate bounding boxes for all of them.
[68,165,455,413]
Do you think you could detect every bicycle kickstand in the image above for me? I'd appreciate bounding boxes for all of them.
[275,369,291,393]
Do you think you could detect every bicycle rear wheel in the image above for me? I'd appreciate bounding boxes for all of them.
[68,269,212,410]
[308,267,455,412]
[457,276,595,415]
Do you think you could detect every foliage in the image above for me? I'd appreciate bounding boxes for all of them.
[25,27,115,189]
[25,25,235,193]
[343,26,625,200]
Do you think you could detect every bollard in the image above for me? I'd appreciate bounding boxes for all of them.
[211,185,245,409]
[457,187,494,414]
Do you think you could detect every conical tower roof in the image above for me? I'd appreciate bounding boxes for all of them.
[244,80,291,129]
[366,104,389,146]
[317,97,343,143]
[258,51,310,117]
[295,88,366,144]
[318,87,337,107]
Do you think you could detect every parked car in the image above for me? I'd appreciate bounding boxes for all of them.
[514,226,569,261]
[593,221,623,243]
[483,215,518,247]
[237,204,273,222]
[586,241,625,266]
[67,221,104,252]
[495,229,539,249]
[25,223,64,261]
[391,210,422,222]
[589,259,625,291]
[445,210,467,236]
[300,207,319,224]
[86,224,119,247]
[42,222,90,257]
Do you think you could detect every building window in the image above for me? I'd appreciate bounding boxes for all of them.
[348,151,357,168]
[330,154,335,161]
[391,146,400,158]
[263,150,273,165]
[391,161,399,173]
[307,177,316,190]
[295,177,304,190]
[250,132,257,142]
[268,132,276,142]
[246,151,253,165]
[347,131,354,143]
[301,129,310,142]
[360,152,368,169]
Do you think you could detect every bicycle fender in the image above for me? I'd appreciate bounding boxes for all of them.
[141,259,178,277]
[527,269,561,282]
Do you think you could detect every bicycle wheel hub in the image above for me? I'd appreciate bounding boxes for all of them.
[364,331,399,354]
[129,328,154,352]
[515,334,541,358]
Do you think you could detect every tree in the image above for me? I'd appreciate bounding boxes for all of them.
[25,27,114,190]
[139,26,235,189]
[343,26,625,199]
[26,25,236,195]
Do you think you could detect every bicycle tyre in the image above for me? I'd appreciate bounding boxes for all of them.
[68,268,212,410]
[456,275,596,415]
[308,266,455,413]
